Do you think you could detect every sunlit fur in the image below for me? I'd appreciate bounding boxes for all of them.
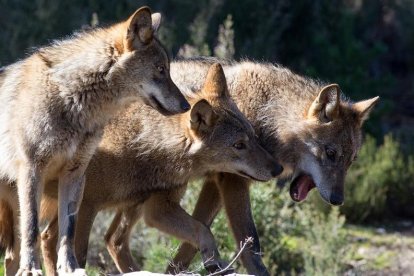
[0,64,280,274]
[0,6,186,275]
[167,57,379,275]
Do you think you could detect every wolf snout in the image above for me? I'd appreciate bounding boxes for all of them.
[329,193,344,206]
[270,162,283,177]
[180,100,191,112]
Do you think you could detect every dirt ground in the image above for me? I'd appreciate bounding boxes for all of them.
[344,221,414,276]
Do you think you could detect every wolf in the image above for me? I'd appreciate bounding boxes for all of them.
[39,59,379,275]
[157,58,379,275]
[43,58,379,275]
[0,6,189,275]
[0,63,282,275]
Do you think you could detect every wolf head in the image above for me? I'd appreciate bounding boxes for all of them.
[112,7,189,115]
[187,63,283,181]
[289,84,379,205]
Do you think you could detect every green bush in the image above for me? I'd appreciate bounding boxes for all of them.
[249,184,348,275]
[342,134,414,222]
[299,207,347,276]
[156,182,349,275]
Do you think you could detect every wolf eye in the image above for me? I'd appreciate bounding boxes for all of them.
[233,141,246,150]
[326,148,336,161]
[157,66,165,74]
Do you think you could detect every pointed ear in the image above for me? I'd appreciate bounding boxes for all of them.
[190,100,218,134]
[353,96,379,122]
[307,84,340,122]
[151,13,162,33]
[125,6,153,51]
[202,63,229,99]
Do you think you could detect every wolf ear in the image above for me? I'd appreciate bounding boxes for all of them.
[202,63,229,99]
[307,84,340,122]
[151,13,162,33]
[125,6,153,51]
[353,96,379,123]
[190,100,218,134]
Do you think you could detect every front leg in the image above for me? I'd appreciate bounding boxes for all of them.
[104,205,142,273]
[167,175,222,273]
[143,187,228,274]
[56,134,101,275]
[41,216,59,276]
[57,172,86,275]
[217,173,270,276]
[0,182,21,276]
[16,164,43,276]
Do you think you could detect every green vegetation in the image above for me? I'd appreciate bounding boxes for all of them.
[0,256,3,276]
[342,135,414,222]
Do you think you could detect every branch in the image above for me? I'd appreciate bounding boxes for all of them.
[115,237,255,276]
[207,237,254,276]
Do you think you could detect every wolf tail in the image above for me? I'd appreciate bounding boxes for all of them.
[0,199,14,257]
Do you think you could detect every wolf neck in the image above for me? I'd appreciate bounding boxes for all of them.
[37,26,130,131]
[127,105,208,181]
[228,62,324,173]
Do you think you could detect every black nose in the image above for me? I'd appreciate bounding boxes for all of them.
[271,164,283,177]
[329,193,344,206]
[181,100,191,111]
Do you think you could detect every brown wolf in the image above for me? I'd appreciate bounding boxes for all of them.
[0,63,282,274]
[42,59,379,275]
[0,7,188,275]
[47,58,379,275]
[86,59,379,275]
[160,58,379,275]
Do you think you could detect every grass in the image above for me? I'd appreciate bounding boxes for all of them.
[0,256,3,276]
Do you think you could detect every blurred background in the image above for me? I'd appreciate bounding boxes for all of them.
[1,0,414,275]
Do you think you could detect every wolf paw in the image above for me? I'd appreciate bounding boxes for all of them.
[205,259,234,275]
[57,246,85,275]
[16,268,43,276]
[57,268,87,276]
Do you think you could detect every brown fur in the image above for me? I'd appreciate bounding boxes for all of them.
[0,198,13,257]
[165,58,379,275]
[4,63,280,274]
[54,59,378,275]
[0,183,21,276]
[1,58,378,275]
[0,6,188,275]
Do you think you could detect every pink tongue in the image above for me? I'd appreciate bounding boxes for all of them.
[297,176,312,201]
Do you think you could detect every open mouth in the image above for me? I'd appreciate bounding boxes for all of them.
[237,170,267,182]
[289,173,316,202]
[146,95,175,116]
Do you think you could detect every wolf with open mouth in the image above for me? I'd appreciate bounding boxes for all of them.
[167,58,379,275]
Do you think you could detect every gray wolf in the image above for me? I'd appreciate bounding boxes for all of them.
[0,6,188,275]
[163,58,379,275]
[0,63,282,274]
[43,58,379,275]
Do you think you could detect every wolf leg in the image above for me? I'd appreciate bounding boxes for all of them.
[75,203,97,268]
[56,172,86,275]
[56,134,99,275]
[143,187,227,274]
[0,183,21,276]
[40,204,97,274]
[217,173,270,276]
[16,165,43,276]
[5,198,20,276]
[105,205,142,273]
[41,216,58,276]
[166,175,222,273]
